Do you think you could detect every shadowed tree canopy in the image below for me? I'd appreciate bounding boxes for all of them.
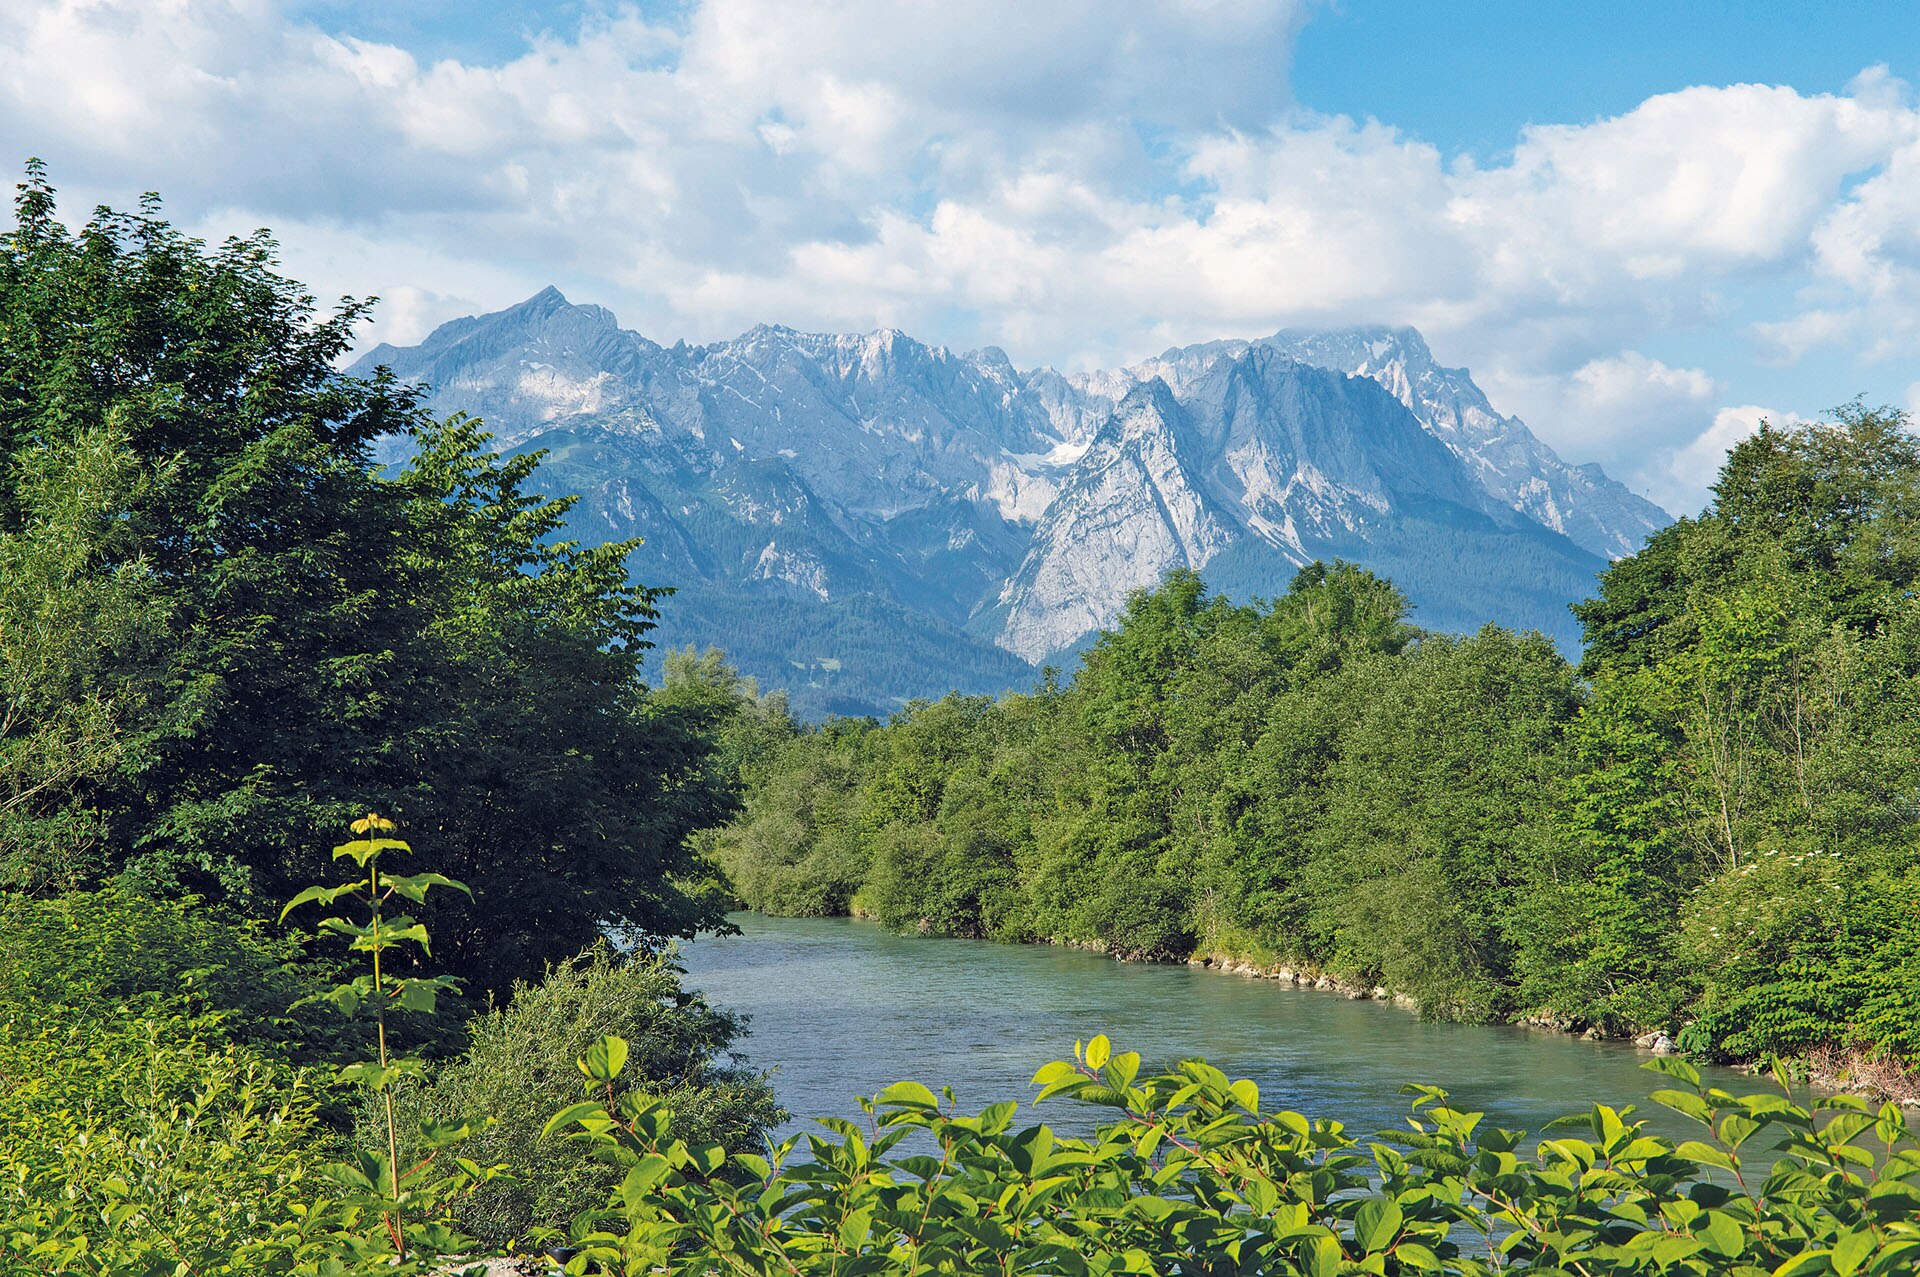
[0,164,737,996]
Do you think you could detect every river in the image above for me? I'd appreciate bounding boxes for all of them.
[677,912,1766,1147]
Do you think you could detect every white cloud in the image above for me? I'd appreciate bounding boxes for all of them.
[1557,353,1721,468]
[0,1,1915,489]
[1637,404,1811,517]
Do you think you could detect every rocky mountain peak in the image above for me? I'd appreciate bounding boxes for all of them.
[353,292,1669,710]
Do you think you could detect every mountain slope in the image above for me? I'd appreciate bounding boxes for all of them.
[354,289,1665,709]
[990,349,1605,659]
[1049,326,1669,561]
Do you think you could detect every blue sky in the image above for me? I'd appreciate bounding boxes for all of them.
[3,1,1916,515]
[1296,2,1920,158]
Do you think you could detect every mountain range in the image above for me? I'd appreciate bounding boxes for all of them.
[352,289,1670,717]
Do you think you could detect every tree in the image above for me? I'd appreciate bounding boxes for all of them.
[0,167,734,996]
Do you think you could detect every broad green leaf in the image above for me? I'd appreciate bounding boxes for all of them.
[1719,1112,1762,1149]
[379,870,473,903]
[1393,1241,1442,1271]
[332,837,410,865]
[1354,1198,1403,1253]
[321,984,366,1016]
[1640,1056,1703,1088]
[1698,1210,1744,1258]
[582,1034,630,1083]
[417,1117,477,1147]
[1831,1230,1875,1277]
[390,979,441,1014]
[1651,1088,1714,1124]
[543,1102,610,1139]
[1084,1034,1111,1071]
[620,1156,673,1207]
[279,882,358,921]
[1032,1061,1079,1087]
[874,1080,940,1110]
[1676,1141,1735,1172]
[337,1061,398,1089]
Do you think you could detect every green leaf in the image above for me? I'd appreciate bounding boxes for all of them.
[838,1206,873,1250]
[1676,1140,1736,1172]
[582,1035,630,1083]
[543,1102,610,1139]
[332,837,411,866]
[1719,1112,1762,1149]
[1393,1241,1442,1271]
[1640,1056,1703,1087]
[1651,1088,1714,1124]
[619,1155,672,1207]
[1354,1198,1404,1253]
[1032,1060,1079,1087]
[279,882,358,921]
[1698,1210,1744,1258]
[1831,1230,1875,1277]
[337,1061,398,1089]
[1772,1251,1834,1277]
[1307,1232,1343,1277]
[379,870,473,903]
[874,1080,940,1110]
[390,979,442,1014]
[418,1117,478,1147]
[1084,1034,1111,1071]
[321,983,366,1017]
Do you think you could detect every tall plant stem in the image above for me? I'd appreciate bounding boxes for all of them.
[372,855,406,1258]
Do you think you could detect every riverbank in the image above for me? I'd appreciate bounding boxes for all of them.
[780,907,1920,1108]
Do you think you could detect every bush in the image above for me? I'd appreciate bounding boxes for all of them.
[0,885,361,1066]
[553,1034,1920,1277]
[0,1007,333,1274]
[389,944,781,1246]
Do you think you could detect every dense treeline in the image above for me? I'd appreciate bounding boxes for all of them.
[713,406,1920,1070]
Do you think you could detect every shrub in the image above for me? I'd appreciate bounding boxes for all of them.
[390,943,781,1246]
[552,1034,1920,1277]
[0,1007,333,1274]
[0,885,359,1065]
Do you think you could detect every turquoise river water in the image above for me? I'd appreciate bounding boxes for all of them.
[676,912,1764,1147]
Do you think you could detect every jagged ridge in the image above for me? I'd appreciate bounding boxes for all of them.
[353,290,1670,710]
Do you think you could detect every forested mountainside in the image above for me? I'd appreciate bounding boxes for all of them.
[355,290,1668,714]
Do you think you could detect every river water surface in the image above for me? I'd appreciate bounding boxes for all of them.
[677,913,1763,1146]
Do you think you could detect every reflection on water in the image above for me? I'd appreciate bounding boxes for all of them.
[676,913,1765,1147]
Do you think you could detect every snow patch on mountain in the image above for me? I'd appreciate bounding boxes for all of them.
[354,288,1666,684]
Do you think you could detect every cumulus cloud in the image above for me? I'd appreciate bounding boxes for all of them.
[1637,404,1811,518]
[0,1,1914,491]
[1555,353,1721,469]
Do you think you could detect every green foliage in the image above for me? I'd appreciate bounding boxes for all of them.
[717,563,1585,1017]
[385,943,781,1246]
[0,425,164,891]
[0,168,738,996]
[717,408,1920,1071]
[548,1034,1920,1275]
[0,1009,335,1275]
[0,884,354,1064]
[1548,405,1920,1057]
[709,716,877,917]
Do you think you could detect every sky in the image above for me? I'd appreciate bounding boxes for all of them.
[3,1,1918,515]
